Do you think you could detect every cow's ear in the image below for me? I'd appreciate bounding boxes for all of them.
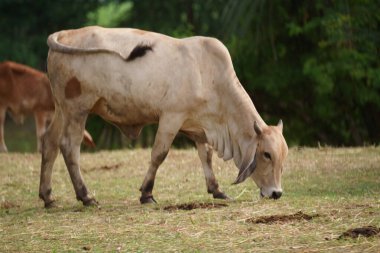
[254,121,262,136]
[277,119,283,133]
[233,153,257,185]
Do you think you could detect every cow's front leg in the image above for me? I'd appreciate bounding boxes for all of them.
[60,113,97,207]
[196,142,229,200]
[0,106,7,152]
[139,114,184,204]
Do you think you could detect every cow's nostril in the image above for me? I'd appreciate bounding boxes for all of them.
[271,191,282,199]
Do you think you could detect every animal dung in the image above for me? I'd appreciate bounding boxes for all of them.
[163,202,228,211]
[0,200,20,209]
[246,211,319,224]
[339,226,380,239]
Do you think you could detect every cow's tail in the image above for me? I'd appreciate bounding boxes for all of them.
[47,32,127,60]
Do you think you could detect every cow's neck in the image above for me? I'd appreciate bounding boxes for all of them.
[205,79,266,169]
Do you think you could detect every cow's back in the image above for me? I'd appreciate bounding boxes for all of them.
[0,62,14,101]
[0,61,54,114]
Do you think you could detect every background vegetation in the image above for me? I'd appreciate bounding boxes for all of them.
[1,0,380,150]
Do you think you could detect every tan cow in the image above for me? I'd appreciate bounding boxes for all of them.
[40,26,288,208]
[0,61,95,152]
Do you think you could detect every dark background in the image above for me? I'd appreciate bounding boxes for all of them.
[1,0,379,151]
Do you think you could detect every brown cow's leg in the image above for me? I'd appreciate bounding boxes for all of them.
[39,110,63,208]
[0,106,7,152]
[59,113,97,207]
[34,111,49,153]
[139,114,184,204]
[196,142,229,200]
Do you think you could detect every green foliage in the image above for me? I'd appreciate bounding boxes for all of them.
[0,0,100,69]
[86,1,133,27]
[222,0,380,145]
[1,0,379,150]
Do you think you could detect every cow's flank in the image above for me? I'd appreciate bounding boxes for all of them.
[65,77,82,99]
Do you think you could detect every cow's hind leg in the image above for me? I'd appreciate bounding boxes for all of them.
[139,114,184,204]
[39,109,63,208]
[34,111,50,153]
[196,142,229,200]
[60,112,97,206]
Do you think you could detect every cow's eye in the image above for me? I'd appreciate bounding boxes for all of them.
[264,152,271,160]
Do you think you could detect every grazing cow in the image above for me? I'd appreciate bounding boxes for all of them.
[0,61,95,152]
[40,26,288,208]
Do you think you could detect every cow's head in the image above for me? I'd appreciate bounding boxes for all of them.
[234,120,288,199]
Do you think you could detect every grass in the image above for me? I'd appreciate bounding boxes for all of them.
[0,147,379,252]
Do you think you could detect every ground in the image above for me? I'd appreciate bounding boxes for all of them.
[0,147,379,252]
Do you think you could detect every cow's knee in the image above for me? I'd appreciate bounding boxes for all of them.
[152,150,169,167]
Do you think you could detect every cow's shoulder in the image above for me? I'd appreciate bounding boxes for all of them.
[185,36,232,66]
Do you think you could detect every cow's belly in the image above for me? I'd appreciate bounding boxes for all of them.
[90,96,158,126]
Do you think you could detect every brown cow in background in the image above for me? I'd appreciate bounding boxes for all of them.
[0,61,94,152]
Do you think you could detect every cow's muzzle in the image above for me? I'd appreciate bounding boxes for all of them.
[260,189,282,200]
[271,191,282,199]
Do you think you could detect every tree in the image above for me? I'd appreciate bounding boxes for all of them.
[221,0,380,145]
[1,0,379,149]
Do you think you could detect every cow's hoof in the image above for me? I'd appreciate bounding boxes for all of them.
[213,191,231,200]
[44,200,57,209]
[140,195,157,204]
[83,198,99,207]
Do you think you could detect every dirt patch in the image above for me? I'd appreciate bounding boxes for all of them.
[85,163,122,172]
[344,204,372,209]
[82,246,92,251]
[246,211,319,224]
[164,202,228,211]
[339,226,380,239]
[1,200,20,209]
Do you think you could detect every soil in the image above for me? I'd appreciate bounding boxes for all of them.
[86,163,122,172]
[164,202,228,211]
[0,200,19,209]
[82,246,92,251]
[246,211,319,224]
[339,226,380,239]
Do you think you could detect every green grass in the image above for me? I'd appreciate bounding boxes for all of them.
[1,147,379,252]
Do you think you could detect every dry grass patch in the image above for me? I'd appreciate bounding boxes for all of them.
[0,147,379,252]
